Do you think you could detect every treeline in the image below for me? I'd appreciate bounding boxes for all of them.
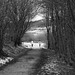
[0,0,34,56]
[41,0,75,67]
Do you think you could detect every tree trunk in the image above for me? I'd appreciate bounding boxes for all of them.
[47,28,50,49]
[14,36,21,47]
[46,8,51,49]
[0,30,8,57]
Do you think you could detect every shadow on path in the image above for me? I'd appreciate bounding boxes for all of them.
[31,49,48,75]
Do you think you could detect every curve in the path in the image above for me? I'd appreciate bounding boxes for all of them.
[0,49,42,75]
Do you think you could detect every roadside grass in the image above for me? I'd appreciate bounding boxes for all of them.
[36,49,74,75]
[0,43,31,70]
[3,44,28,57]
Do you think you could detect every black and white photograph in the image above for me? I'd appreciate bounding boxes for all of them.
[0,0,75,75]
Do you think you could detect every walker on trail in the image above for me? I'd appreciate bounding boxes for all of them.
[31,41,41,49]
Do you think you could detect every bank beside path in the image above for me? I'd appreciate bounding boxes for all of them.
[0,49,42,75]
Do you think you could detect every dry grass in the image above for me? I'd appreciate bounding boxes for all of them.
[3,44,28,57]
[37,49,74,75]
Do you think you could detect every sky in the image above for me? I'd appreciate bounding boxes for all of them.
[31,13,44,21]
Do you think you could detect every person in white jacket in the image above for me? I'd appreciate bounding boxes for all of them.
[31,41,33,48]
[39,41,41,48]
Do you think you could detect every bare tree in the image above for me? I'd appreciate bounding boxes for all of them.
[0,0,33,56]
[0,0,9,56]
[41,0,75,67]
[5,0,32,47]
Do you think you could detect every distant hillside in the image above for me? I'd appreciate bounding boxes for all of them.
[30,19,46,28]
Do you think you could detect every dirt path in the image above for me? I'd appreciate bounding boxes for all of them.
[0,49,41,75]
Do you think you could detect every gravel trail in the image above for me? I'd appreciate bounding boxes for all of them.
[0,49,42,75]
